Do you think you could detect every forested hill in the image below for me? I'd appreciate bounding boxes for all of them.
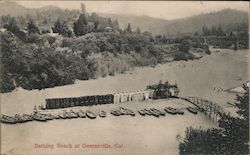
[98,13,169,35]
[100,9,248,35]
[0,2,248,35]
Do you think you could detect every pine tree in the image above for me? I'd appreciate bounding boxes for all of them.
[73,14,88,36]
[27,20,40,34]
[52,18,73,37]
[126,23,132,33]
[235,84,249,121]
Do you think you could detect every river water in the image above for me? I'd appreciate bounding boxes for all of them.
[1,48,249,155]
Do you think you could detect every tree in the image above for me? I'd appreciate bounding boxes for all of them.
[6,18,21,35]
[179,85,249,155]
[52,18,73,37]
[6,17,26,40]
[126,23,132,33]
[178,40,190,53]
[27,20,40,34]
[235,84,249,121]
[73,14,88,36]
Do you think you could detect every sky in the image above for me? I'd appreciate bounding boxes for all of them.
[17,1,249,20]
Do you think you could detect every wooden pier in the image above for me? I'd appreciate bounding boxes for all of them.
[181,96,231,125]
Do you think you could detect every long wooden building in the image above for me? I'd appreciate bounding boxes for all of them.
[45,90,150,109]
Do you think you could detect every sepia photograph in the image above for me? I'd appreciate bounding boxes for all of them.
[0,1,249,155]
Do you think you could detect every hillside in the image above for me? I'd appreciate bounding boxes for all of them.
[98,13,169,34]
[0,1,32,16]
[100,9,248,35]
[0,2,248,35]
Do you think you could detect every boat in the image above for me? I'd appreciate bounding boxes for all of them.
[33,113,47,122]
[152,108,165,116]
[128,110,136,116]
[110,109,123,116]
[1,115,17,124]
[58,113,67,119]
[43,114,55,120]
[14,114,27,123]
[63,111,73,119]
[150,108,160,117]
[187,107,198,114]
[138,109,146,116]
[52,113,61,119]
[86,110,97,119]
[175,109,184,115]
[78,110,86,118]
[22,114,33,121]
[144,108,153,116]
[98,110,107,118]
[158,109,166,116]
[118,107,129,115]
[119,107,135,116]
[164,107,178,115]
[70,110,79,118]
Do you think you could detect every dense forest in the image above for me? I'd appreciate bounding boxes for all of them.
[0,3,248,93]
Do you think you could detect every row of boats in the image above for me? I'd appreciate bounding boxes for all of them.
[137,106,197,117]
[1,106,198,124]
[1,110,100,124]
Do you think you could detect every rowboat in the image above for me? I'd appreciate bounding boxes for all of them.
[138,109,146,116]
[58,113,67,119]
[70,110,79,118]
[187,107,198,114]
[33,113,47,122]
[164,107,178,115]
[119,107,129,115]
[176,109,184,115]
[128,110,136,116]
[98,110,107,118]
[44,114,55,120]
[23,114,33,121]
[151,108,165,116]
[53,114,61,119]
[1,115,17,124]
[14,114,27,123]
[159,109,166,116]
[119,107,135,116]
[63,111,73,119]
[110,109,122,116]
[144,109,153,116]
[86,110,97,119]
[78,110,86,118]
[150,108,160,117]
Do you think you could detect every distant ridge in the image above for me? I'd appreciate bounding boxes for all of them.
[0,2,248,35]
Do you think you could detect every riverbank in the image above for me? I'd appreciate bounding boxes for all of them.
[1,98,216,155]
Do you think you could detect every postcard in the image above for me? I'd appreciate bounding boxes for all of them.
[0,1,249,155]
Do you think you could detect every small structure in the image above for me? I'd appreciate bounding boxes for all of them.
[147,80,180,99]
[104,26,113,32]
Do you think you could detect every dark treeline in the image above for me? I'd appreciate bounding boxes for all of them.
[0,4,210,93]
[197,24,249,49]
